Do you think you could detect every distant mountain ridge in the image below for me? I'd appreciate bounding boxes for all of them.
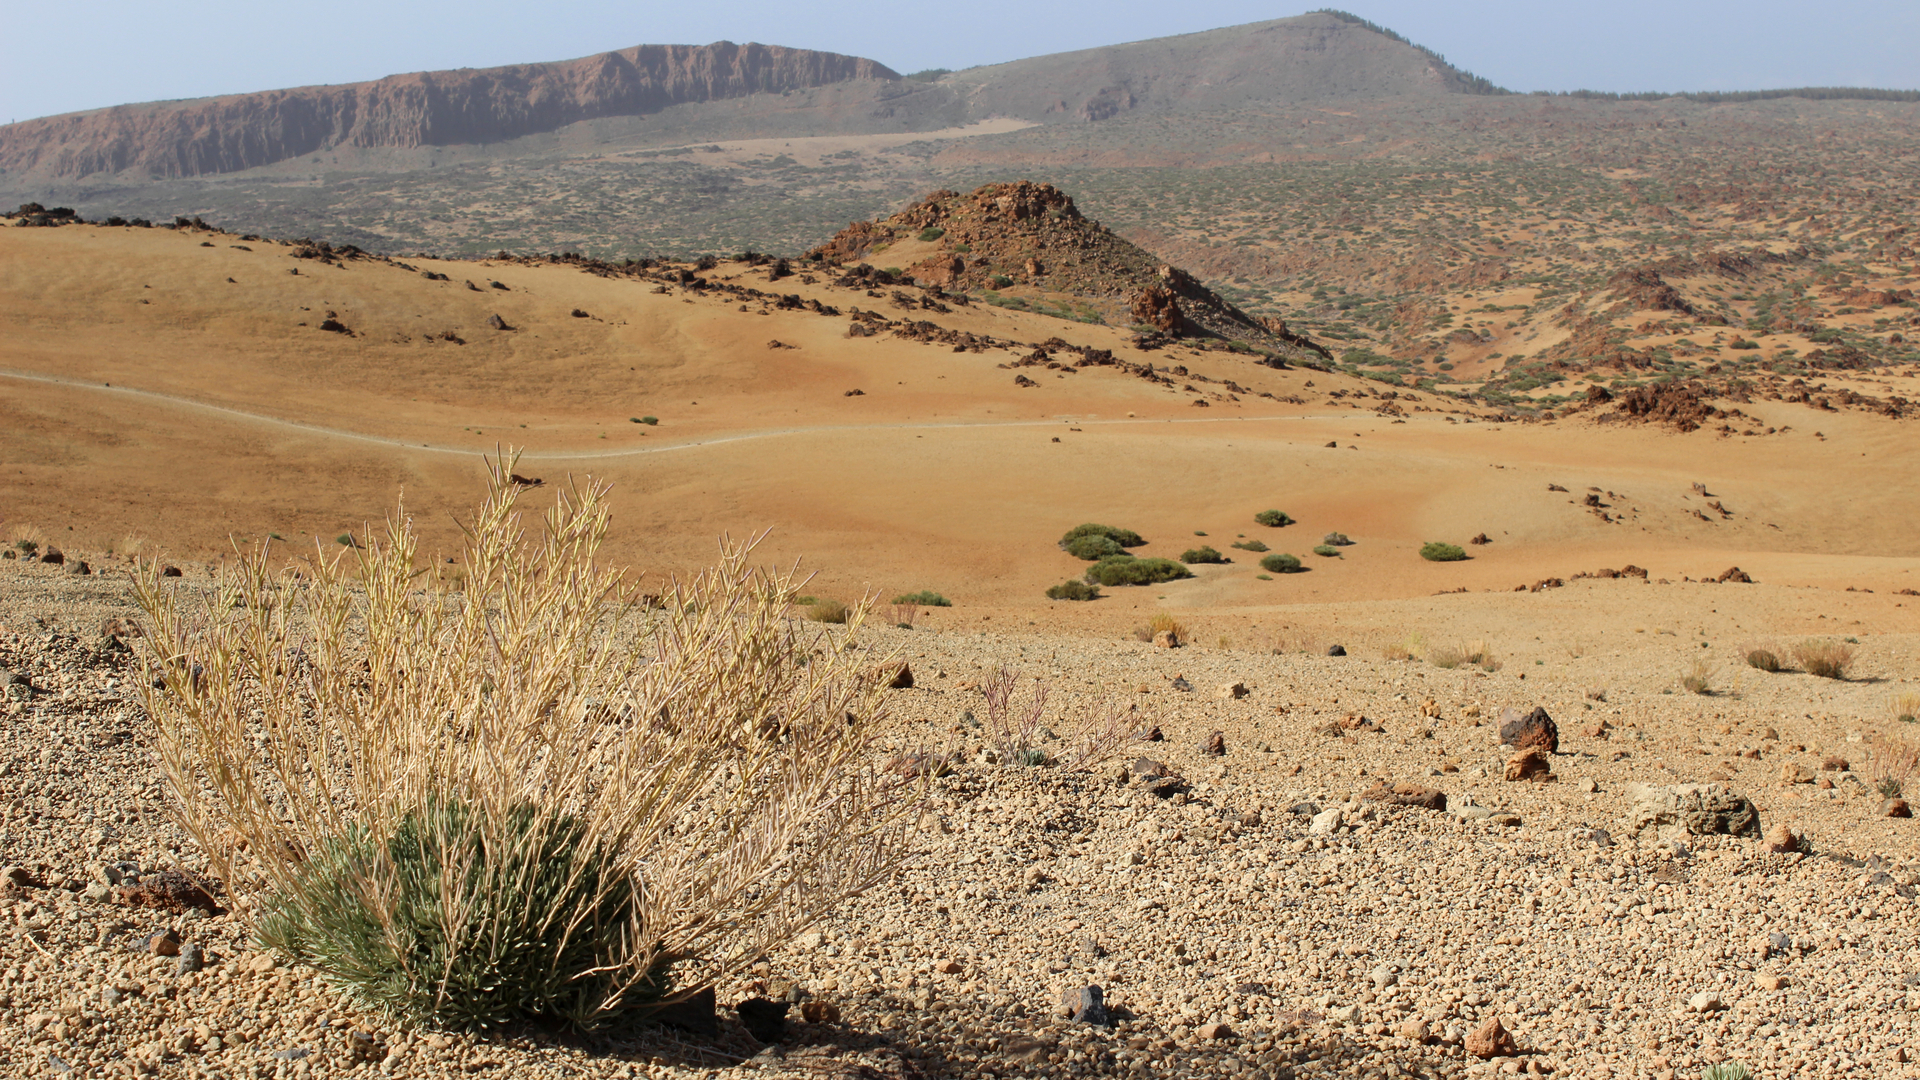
[0,42,897,180]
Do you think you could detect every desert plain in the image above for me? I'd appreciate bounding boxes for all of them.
[0,207,1916,1080]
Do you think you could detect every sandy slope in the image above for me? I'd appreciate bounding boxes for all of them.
[3,220,1918,639]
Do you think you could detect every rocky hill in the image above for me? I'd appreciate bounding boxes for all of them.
[808,181,1329,358]
[0,42,897,180]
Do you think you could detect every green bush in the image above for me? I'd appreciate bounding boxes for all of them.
[1061,523,1145,548]
[989,274,1013,289]
[639,416,659,425]
[1181,546,1225,564]
[1231,539,1269,553]
[1046,580,1101,601]
[1420,542,1467,562]
[1322,532,1353,546]
[917,227,945,242]
[260,798,663,1030]
[1312,544,1340,557]
[1085,557,1192,587]
[891,590,951,607]
[1254,510,1295,527]
[336,534,358,548]
[14,539,37,554]
[1065,533,1126,561]
[1260,552,1303,574]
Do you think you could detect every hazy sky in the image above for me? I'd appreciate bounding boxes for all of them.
[4,1,1917,124]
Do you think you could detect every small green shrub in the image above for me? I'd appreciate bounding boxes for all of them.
[260,798,662,1030]
[1065,534,1126,561]
[1046,580,1102,601]
[1256,573,1272,580]
[891,590,951,607]
[1700,1063,1752,1080]
[13,540,36,554]
[1085,557,1192,587]
[1260,552,1303,574]
[640,416,659,425]
[336,534,357,548]
[1254,510,1295,527]
[1181,546,1225,564]
[989,274,1013,289]
[917,227,945,242]
[1312,544,1340,557]
[1192,530,1208,536]
[1231,539,1269,553]
[1420,542,1467,562]
[807,599,851,624]
[1746,649,1781,672]
[1061,523,1145,548]
[1322,532,1353,546]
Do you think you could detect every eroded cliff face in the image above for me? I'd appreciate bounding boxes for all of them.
[0,42,899,179]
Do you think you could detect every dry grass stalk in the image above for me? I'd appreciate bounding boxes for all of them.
[1059,699,1155,773]
[1866,734,1918,799]
[888,602,920,629]
[979,666,1050,766]
[1890,692,1920,724]
[134,453,920,1029]
[1682,657,1715,695]
[1792,639,1855,680]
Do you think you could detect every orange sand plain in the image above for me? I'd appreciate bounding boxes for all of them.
[4,222,1918,648]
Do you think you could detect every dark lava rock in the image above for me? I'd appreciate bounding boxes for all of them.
[735,997,791,1043]
[1499,706,1559,753]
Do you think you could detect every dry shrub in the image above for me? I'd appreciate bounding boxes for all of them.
[888,602,919,629]
[133,456,919,1031]
[1148,612,1187,639]
[1866,734,1918,798]
[807,598,851,624]
[977,667,1148,771]
[1793,639,1854,680]
[1427,640,1499,672]
[1682,657,1714,695]
[1380,641,1413,661]
[1745,646,1782,673]
[1890,692,1920,725]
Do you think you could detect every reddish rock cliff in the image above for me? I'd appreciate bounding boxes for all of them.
[0,42,898,179]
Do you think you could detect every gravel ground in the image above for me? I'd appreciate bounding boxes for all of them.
[1,557,1915,1080]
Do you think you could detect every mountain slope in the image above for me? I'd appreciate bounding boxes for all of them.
[0,42,898,180]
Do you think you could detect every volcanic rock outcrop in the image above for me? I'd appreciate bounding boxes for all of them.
[0,42,898,180]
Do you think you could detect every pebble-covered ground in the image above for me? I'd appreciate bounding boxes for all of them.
[1,558,1915,1080]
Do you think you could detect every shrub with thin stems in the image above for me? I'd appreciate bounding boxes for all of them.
[1700,1064,1752,1080]
[1148,612,1186,640]
[807,599,851,624]
[1231,539,1269,553]
[134,454,919,1031]
[1865,733,1918,799]
[978,667,1049,766]
[1261,552,1302,574]
[888,603,920,628]
[1181,546,1225,564]
[1746,648,1782,673]
[891,590,950,607]
[1254,509,1294,527]
[1420,541,1467,562]
[1792,639,1854,679]
[1312,544,1340,557]
[1046,580,1101,601]
[1682,657,1714,695]
[1892,692,1920,724]
[1085,556,1191,587]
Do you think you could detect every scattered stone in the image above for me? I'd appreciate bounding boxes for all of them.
[1629,783,1762,837]
[1197,1022,1234,1040]
[1363,780,1448,811]
[1310,807,1344,836]
[40,547,65,565]
[799,1000,840,1024]
[736,997,791,1043]
[1060,985,1109,1025]
[1688,991,1725,1013]
[1217,681,1249,700]
[653,986,719,1036]
[1170,676,1193,692]
[1153,630,1181,649]
[175,942,204,975]
[1505,749,1552,782]
[147,929,182,957]
[1755,974,1788,991]
[1821,755,1849,772]
[116,868,223,914]
[1718,566,1753,583]
[1325,644,1347,656]
[1763,823,1802,853]
[1464,1016,1518,1058]
[1498,706,1559,752]
[1398,1018,1431,1043]
[885,662,914,689]
[1881,798,1912,818]
[1202,730,1226,756]
[487,313,512,331]
[1780,762,1815,784]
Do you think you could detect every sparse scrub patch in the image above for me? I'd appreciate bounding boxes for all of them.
[1323,532,1353,546]
[808,598,851,624]
[891,590,951,607]
[1866,733,1918,798]
[1745,647,1782,673]
[1793,639,1854,679]
[1181,546,1225,564]
[1065,533,1126,560]
[1312,544,1340,557]
[133,457,916,1030]
[1046,580,1101,601]
[1061,523,1145,548]
[1893,691,1920,724]
[1148,612,1187,640]
[1231,539,1269,553]
[1420,541,1467,562]
[1260,552,1303,574]
[1254,509,1295,527]
[1086,556,1191,587]
[1682,657,1715,695]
